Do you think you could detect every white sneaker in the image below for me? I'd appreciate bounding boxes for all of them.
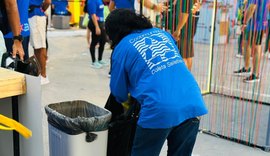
[91,61,102,69]
[268,53,270,59]
[235,54,243,58]
[98,60,109,66]
[41,76,50,85]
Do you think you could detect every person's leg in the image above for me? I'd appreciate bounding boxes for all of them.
[253,45,262,76]
[97,22,106,62]
[244,31,252,70]
[29,16,47,78]
[167,118,200,156]
[131,125,170,156]
[88,22,99,63]
[34,48,47,77]
[244,31,263,82]
[186,58,192,71]
[233,32,251,75]
[238,33,243,55]
[252,31,263,76]
[86,28,91,47]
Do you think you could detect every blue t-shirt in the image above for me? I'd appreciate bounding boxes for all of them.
[52,1,69,15]
[110,28,208,129]
[112,0,134,10]
[87,0,104,22]
[4,0,30,38]
[247,0,269,31]
[29,0,46,18]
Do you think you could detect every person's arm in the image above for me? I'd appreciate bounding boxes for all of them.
[137,0,166,13]
[172,13,189,40]
[109,1,115,12]
[110,50,129,103]
[91,14,101,35]
[4,0,24,60]
[88,1,101,35]
[42,0,51,11]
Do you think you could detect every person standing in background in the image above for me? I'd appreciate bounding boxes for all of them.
[87,0,108,69]
[173,0,201,71]
[3,0,29,61]
[234,0,270,83]
[235,0,248,58]
[134,0,167,26]
[28,0,51,85]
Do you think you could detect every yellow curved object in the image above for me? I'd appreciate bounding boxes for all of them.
[0,125,14,131]
[0,114,32,139]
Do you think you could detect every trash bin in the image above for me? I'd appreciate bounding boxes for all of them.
[45,100,112,156]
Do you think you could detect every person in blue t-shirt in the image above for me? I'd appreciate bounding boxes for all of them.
[234,0,270,83]
[4,0,30,61]
[28,0,51,85]
[108,0,134,11]
[105,9,208,156]
[87,0,108,69]
[52,0,71,16]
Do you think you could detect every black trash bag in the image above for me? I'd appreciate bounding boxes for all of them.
[105,94,140,156]
[45,100,112,137]
[1,52,41,76]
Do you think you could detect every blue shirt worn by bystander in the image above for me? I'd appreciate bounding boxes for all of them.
[112,0,134,10]
[4,0,30,38]
[52,1,69,15]
[110,27,208,129]
[29,0,46,18]
[87,0,104,22]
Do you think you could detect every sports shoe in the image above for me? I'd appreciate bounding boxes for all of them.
[91,61,102,69]
[41,76,50,85]
[233,67,251,76]
[235,54,243,58]
[243,74,260,83]
[98,60,109,66]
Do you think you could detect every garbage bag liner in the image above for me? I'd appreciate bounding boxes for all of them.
[45,100,112,135]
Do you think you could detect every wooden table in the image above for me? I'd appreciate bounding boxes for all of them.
[0,68,26,156]
[0,68,26,98]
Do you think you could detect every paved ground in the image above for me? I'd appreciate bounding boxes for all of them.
[38,28,269,156]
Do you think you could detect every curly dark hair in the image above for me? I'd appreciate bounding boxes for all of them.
[105,9,153,49]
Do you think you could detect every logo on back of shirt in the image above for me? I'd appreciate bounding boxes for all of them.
[130,30,183,74]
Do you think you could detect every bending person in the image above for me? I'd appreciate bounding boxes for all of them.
[105,9,208,156]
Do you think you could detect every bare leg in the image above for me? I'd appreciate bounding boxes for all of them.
[243,39,251,70]
[34,48,47,77]
[252,45,262,76]
[86,28,91,47]
[183,58,192,71]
